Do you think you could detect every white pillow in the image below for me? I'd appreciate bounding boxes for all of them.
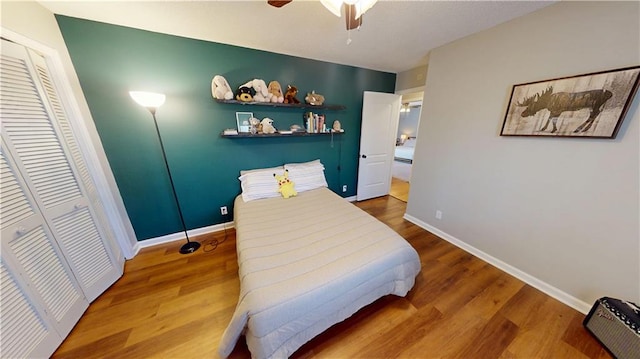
[238,166,283,202]
[240,165,283,176]
[284,160,327,192]
[284,159,323,170]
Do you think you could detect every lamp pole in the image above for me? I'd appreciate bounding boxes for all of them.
[148,108,200,254]
[129,91,200,254]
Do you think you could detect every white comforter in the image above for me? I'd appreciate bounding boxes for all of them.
[218,188,421,359]
[394,145,415,161]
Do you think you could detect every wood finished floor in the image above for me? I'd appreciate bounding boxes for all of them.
[52,195,610,359]
[390,177,410,202]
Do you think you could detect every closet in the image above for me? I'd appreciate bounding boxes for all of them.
[1,39,123,357]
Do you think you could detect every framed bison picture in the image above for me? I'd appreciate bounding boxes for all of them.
[500,66,640,138]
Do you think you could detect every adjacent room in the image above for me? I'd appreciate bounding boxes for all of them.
[1,1,639,358]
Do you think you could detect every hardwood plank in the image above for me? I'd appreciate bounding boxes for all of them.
[52,195,610,359]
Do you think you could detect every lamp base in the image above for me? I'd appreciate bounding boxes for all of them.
[179,241,201,254]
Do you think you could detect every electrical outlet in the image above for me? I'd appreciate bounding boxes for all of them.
[342,185,347,192]
[435,210,442,220]
[220,206,228,215]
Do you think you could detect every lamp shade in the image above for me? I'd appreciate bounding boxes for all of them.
[129,91,166,109]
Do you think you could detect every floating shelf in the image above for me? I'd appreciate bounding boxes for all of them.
[215,99,346,111]
[221,131,344,138]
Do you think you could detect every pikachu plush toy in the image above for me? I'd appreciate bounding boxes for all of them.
[274,170,297,199]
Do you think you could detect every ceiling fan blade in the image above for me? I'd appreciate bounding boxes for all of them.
[268,0,293,8]
[344,4,363,30]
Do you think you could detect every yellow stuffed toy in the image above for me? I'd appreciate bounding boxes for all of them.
[274,170,297,199]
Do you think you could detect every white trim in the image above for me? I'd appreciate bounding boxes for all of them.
[403,213,592,314]
[1,27,138,259]
[344,195,357,202]
[136,221,235,250]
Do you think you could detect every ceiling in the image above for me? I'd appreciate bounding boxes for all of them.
[39,0,555,74]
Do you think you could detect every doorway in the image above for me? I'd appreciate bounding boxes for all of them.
[390,92,422,202]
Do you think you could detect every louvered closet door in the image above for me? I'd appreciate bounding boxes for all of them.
[0,39,122,302]
[0,145,86,357]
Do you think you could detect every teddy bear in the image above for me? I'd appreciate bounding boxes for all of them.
[274,170,297,199]
[211,75,233,100]
[235,86,255,102]
[240,79,272,102]
[268,81,284,103]
[305,90,325,106]
[284,85,300,104]
[259,118,276,134]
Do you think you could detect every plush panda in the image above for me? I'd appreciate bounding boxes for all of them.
[235,86,255,102]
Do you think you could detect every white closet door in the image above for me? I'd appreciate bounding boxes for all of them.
[0,39,122,302]
[0,261,63,358]
[0,146,87,354]
[26,46,123,301]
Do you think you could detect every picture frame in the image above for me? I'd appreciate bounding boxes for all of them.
[500,66,640,138]
[236,112,253,133]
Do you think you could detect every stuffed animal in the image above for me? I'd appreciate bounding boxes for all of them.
[305,90,325,106]
[274,170,297,199]
[211,75,234,100]
[249,117,261,134]
[240,79,272,102]
[284,85,300,104]
[268,81,284,103]
[259,118,276,134]
[235,86,255,102]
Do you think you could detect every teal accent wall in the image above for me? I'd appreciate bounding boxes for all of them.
[56,16,396,241]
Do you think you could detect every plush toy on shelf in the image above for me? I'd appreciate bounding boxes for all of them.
[239,79,272,102]
[211,75,234,100]
[284,85,300,104]
[268,81,284,103]
[305,90,325,106]
[274,170,297,199]
[259,118,276,134]
[235,85,255,102]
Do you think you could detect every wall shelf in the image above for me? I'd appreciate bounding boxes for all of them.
[221,131,344,138]
[215,99,346,111]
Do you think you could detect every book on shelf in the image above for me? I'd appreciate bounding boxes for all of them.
[278,130,293,135]
[223,129,238,135]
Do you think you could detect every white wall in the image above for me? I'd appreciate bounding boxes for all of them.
[406,1,639,311]
[396,65,428,93]
[1,1,138,258]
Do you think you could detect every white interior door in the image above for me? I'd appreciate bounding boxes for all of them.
[356,91,401,201]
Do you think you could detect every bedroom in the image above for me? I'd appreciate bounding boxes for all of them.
[1,1,638,358]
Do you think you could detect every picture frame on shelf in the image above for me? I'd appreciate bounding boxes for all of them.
[236,112,253,133]
[500,66,640,139]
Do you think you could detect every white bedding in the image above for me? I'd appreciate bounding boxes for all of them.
[394,138,416,162]
[218,187,421,359]
[394,145,415,162]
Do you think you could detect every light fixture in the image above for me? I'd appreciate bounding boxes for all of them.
[129,91,201,254]
[320,0,378,30]
[400,103,411,113]
[400,134,408,144]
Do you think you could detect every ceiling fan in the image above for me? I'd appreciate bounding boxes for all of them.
[268,0,378,30]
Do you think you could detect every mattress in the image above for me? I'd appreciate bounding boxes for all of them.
[218,187,421,359]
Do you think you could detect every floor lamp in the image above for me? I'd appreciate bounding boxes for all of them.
[129,91,201,254]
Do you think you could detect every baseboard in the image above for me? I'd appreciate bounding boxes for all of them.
[133,221,235,254]
[344,195,357,202]
[403,213,592,314]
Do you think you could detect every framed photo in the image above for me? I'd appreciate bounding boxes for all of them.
[236,112,253,133]
[500,66,640,138]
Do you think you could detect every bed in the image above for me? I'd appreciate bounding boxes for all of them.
[218,162,421,359]
[394,137,417,163]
